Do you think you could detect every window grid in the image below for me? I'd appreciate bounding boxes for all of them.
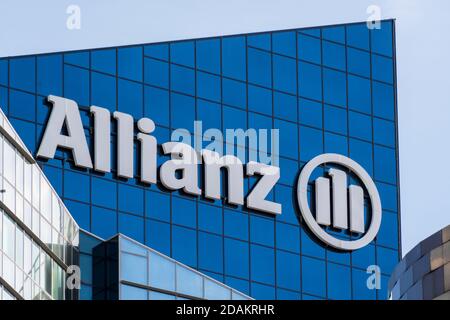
[0,21,399,300]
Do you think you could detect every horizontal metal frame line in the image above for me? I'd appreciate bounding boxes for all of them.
[119,280,204,300]
[0,124,35,164]
[0,200,69,272]
[0,276,24,300]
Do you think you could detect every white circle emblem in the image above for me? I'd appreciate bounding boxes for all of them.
[297,153,382,251]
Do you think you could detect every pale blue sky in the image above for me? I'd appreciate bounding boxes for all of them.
[1,0,449,254]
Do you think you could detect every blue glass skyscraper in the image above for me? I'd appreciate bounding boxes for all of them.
[0,20,400,300]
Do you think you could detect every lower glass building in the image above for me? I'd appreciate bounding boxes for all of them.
[0,20,400,300]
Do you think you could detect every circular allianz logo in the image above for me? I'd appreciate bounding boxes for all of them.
[297,153,382,251]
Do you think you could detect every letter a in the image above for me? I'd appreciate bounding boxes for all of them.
[37,95,93,169]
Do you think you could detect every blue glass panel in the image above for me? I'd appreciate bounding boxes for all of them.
[145,220,171,256]
[197,99,221,132]
[352,244,376,269]
[372,55,393,84]
[64,52,89,67]
[248,48,271,88]
[273,55,296,94]
[247,33,271,50]
[198,232,223,273]
[0,86,8,114]
[223,105,246,133]
[298,61,322,101]
[146,190,170,222]
[225,276,250,295]
[302,257,326,297]
[376,182,397,212]
[376,246,398,276]
[323,68,346,107]
[347,48,370,77]
[121,284,147,300]
[322,41,346,71]
[374,145,397,184]
[118,47,143,81]
[324,132,348,155]
[275,119,298,159]
[225,238,249,279]
[276,250,300,291]
[91,72,116,111]
[144,58,169,88]
[250,215,274,247]
[10,89,35,121]
[144,44,169,61]
[276,223,300,253]
[65,200,90,231]
[148,252,175,291]
[374,118,395,147]
[278,157,298,187]
[224,209,248,241]
[43,165,62,195]
[91,49,116,75]
[37,55,62,96]
[347,23,370,50]
[198,203,222,234]
[248,84,272,116]
[0,59,8,86]
[222,78,246,109]
[301,230,325,259]
[144,85,169,126]
[92,177,117,210]
[297,34,321,64]
[322,26,345,43]
[273,31,296,57]
[250,244,275,285]
[197,71,221,102]
[299,126,323,162]
[222,36,246,81]
[119,213,144,243]
[10,57,35,92]
[373,82,394,120]
[91,206,117,239]
[274,92,296,121]
[352,268,376,300]
[277,289,301,300]
[64,170,90,202]
[121,252,147,284]
[299,98,322,128]
[299,28,320,37]
[349,139,373,175]
[251,282,275,300]
[170,41,195,67]
[349,111,372,141]
[118,184,144,215]
[348,75,371,114]
[11,119,35,151]
[327,263,351,299]
[172,226,197,267]
[64,64,89,106]
[377,211,398,249]
[324,105,347,135]
[172,196,196,228]
[196,39,220,74]
[171,64,195,95]
[171,93,195,131]
[371,21,393,57]
[118,79,143,119]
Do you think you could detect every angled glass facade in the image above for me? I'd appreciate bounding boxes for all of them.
[0,108,80,300]
[0,20,400,300]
